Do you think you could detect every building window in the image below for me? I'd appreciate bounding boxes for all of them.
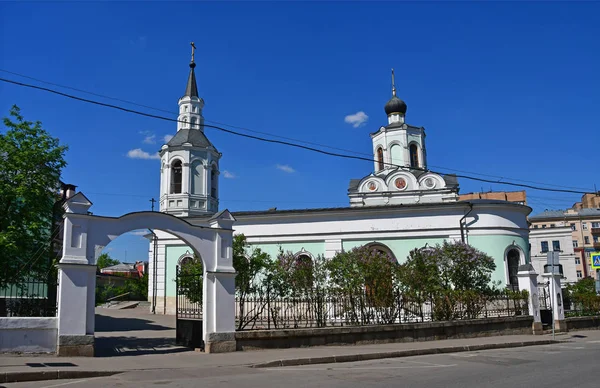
[542,224,547,229]
[593,222,600,228]
[571,223,577,231]
[541,241,549,253]
[506,249,520,290]
[552,240,561,252]
[583,222,588,230]
[171,160,182,194]
[573,240,579,248]
[575,258,581,265]
[191,117,197,129]
[594,236,599,243]
[377,148,384,171]
[534,225,539,229]
[409,144,419,169]
[550,224,556,228]
[584,236,590,244]
[577,270,582,279]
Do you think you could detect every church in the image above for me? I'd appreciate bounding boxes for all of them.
[147,51,532,314]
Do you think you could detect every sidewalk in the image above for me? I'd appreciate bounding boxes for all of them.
[1,330,587,384]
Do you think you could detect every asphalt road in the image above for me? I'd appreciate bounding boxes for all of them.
[5,340,600,388]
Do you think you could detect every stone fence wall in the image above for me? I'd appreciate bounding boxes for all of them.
[566,316,600,331]
[0,317,57,354]
[235,315,534,350]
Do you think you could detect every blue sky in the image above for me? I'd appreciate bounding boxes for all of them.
[1,2,599,262]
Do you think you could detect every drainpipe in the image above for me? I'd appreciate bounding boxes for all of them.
[460,203,474,244]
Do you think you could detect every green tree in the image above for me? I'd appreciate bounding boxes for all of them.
[0,105,68,287]
[96,253,120,271]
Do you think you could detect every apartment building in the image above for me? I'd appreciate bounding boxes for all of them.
[529,207,600,279]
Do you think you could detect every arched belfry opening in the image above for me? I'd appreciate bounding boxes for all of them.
[409,144,419,169]
[56,194,237,355]
[171,160,183,194]
[377,148,384,171]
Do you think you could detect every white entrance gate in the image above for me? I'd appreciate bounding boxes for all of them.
[56,193,236,356]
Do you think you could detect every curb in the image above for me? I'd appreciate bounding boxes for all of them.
[0,370,121,384]
[252,340,561,368]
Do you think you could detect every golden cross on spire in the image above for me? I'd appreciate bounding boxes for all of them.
[191,42,196,63]
[391,68,396,96]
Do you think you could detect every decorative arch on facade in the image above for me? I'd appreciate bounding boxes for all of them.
[364,242,397,262]
[389,143,402,169]
[360,176,386,193]
[409,143,419,169]
[385,172,418,192]
[171,159,183,194]
[418,173,446,190]
[376,147,384,171]
[190,160,204,195]
[178,250,200,267]
[504,244,525,290]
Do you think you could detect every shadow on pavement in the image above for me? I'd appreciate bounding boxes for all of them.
[95,314,172,332]
[95,336,192,357]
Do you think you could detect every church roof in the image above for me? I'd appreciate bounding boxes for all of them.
[229,199,530,218]
[166,128,215,149]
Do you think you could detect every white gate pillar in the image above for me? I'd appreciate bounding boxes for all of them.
[57,262,96,356]
[57,195,96,356]
[542,272,567,331]
[517,264,542,334]
[202,212,237,353]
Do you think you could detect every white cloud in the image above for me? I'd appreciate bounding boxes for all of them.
[143,134,156,144]
[344,111,369,128]
[276,164,295,173]
[164,134,174,143]
[223,170,236,179]
[127,148,160,160]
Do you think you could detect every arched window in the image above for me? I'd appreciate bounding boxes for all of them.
[507,249,521,290]
[171,160,182,194]
[295,253,314,289]
[191,117,197,129]
[210,165,218,198]
[364,243,396,307]
[377,148,384,171]
[409,144,419,168]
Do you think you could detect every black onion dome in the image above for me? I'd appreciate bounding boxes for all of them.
[384,95,407,115]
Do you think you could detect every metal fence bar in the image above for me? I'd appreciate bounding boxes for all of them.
[0,277,58,317]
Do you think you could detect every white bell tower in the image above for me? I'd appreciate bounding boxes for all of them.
[158,42,221,217]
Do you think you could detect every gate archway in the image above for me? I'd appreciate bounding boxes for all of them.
[56,193,236,356]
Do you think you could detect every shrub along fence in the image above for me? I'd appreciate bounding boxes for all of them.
[235,286,528,330]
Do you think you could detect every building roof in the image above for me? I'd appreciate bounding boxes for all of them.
[347,171,458,193]
[166,128,215,149]
[100,263,137,272]
[228,199,530,218]
[529,207,600,220]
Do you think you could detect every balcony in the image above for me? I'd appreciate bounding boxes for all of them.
[594,242,600,250]
[591,227,600,235]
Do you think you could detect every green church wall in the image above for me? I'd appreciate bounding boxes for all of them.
[245,241,326,259]
[165,244,194,297]
[467,234,529,285]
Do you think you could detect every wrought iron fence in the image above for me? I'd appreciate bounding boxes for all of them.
[235,287,528,330]
[173,267,529,331]
[0,278,58,317]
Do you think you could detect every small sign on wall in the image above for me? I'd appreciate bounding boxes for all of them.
[591,252,600,270]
